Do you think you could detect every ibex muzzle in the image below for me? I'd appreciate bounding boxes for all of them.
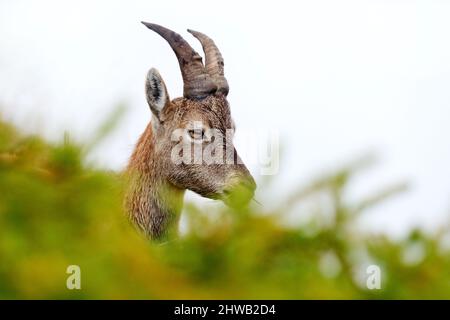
[125,22,256,240]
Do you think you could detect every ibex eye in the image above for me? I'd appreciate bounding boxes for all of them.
[188,129,205,140]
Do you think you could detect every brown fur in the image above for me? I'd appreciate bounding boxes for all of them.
[125,94,255,240]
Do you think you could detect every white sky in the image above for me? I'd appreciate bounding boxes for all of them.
[0,0,449,237]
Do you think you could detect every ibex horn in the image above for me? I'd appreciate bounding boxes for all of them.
[141,22,217,99]
[187,29,229,96]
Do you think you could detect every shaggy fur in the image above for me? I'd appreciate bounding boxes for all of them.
[126,24,255,240]
[125,93,255,240]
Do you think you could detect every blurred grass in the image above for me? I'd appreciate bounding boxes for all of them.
[0,116,449,299]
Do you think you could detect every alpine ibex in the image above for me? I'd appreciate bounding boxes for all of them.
[125,22,256,240]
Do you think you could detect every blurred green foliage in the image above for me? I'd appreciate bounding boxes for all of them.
[0,117,449,299]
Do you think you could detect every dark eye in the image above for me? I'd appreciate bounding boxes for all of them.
[188,128,205,141]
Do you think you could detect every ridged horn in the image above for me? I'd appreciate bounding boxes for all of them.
[187,29,229,96]
[141,22,217,99]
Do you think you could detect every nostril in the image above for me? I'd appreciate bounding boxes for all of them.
[225,175,256,194]
[245,177,257,191]
[238,176,256,194]
[222,175,256,206]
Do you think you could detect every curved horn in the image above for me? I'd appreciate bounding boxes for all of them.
[141,22,217,99]
[187,29,229,96]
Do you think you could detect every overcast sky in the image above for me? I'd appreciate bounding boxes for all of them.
[1,0,449,236]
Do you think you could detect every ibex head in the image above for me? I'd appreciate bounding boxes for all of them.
[126,23,255,239]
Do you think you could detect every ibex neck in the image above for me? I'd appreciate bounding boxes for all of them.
[125,123,184,240]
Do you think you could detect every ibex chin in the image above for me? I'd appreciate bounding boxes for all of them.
[125,22,256,240]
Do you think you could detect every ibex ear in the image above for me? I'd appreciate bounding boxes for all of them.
[145,68,170,120]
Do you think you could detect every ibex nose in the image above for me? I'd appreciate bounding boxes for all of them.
[222,173,256,208]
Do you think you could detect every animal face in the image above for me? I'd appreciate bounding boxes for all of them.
[147,68,255,207]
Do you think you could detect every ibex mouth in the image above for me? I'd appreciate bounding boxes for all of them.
[220,178,256,208]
